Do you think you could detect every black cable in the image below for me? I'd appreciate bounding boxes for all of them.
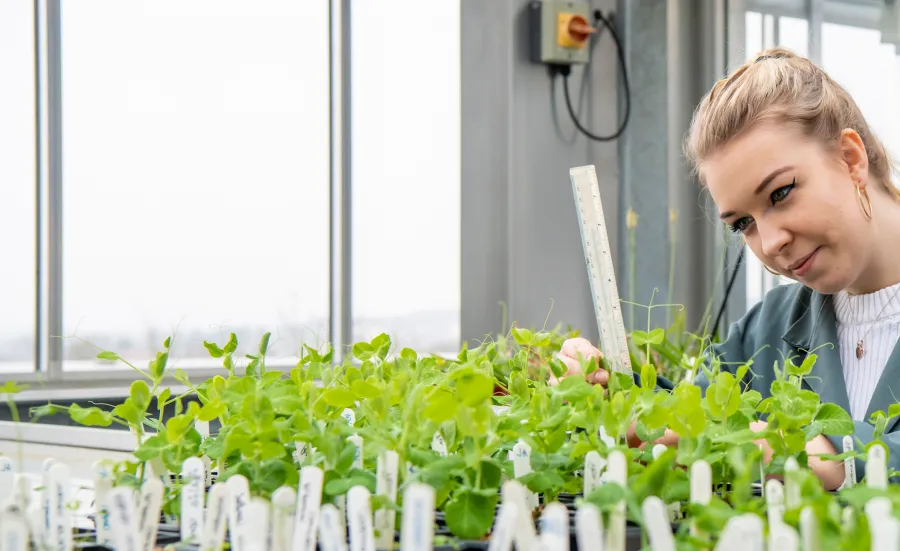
[712,246,746,340]
[551,11,631,142]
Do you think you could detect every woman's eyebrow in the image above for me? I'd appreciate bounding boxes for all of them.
[718,165,794,219]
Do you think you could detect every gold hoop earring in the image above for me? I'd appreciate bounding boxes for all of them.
[857,185,873,220]
[763,265,780,276]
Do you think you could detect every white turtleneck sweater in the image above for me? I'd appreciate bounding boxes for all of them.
[833,282,900,421]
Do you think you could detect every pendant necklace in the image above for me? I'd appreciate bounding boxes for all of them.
[849,285,900,360]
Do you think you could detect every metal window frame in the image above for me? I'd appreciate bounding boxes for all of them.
[12,0,354,389]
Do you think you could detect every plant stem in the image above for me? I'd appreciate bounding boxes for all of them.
[629,226,636,331]
[667,210,677,327]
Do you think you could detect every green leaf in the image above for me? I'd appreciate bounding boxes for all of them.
[584,482,626,511]
[631,330,651,347]
[224,334,238,354]
[554,376,592,402]
[97,351,119,362]
[259,332,272,356]
[888,403,900,420]
[641,363,657,392]
[129,380,151,412]
[813,403,854,436]
[322,388,357,409]
[456,372,493,407]
[352,342,374,361]
[423,389,459,424]
[203,341,225,358]
[0,381,26,394]
[443,488,497,540]
[510,327,534,346]
[68,404,114,427]
[519,471,565,494]
[647,328,665,345]
[133,435,168,461]
[350,380,381,400]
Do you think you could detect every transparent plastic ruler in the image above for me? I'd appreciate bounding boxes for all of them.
[569,165,632,374]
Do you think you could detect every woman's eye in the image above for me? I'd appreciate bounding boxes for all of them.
[770,180,796,204]
[728,217,752,234]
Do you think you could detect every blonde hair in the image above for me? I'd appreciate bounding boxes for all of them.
[685,47,900,200]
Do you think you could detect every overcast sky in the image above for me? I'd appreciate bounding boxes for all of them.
[0,0,462,341]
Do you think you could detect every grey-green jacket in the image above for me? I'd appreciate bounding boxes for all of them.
[654,282,900,482]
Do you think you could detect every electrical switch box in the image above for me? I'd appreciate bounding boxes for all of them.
[528,0,594,66]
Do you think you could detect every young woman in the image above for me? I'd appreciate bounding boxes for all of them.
[555,47,900,491]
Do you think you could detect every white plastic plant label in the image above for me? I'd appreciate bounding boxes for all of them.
[783,457,800,510]
[92,461,114,547]
[867,497,899,550]
[867,443,887,490]
[318,504,348,551]
[243,497,272,551]
[690,459,711,537]
[765,479,784,525]
[294,442,312,466]
[714,515,758,551]
[431,432,448,457]
[732,513,764,551]
[486,501,518,551]
[574,503,604,551]
[583,451,605,496]
[271,486,297,551]
[347,486,376,551]
[41,458,56,548]
[0,457,13,505]
[799,506,819,551]
[181,457,207,544]
[598,426,616,448]
[839,435,856,490]
[0,502,29,551]
[194,420,213,486]
[342,409,356,425]
[605,450,627,551]
[48,461,73,551]
[227,475,251,551]
[512,440,538,509]
[292,465,324,551]
[539,502,569,551]
[642,497,675,551]
[500,480,538,551]
[769,523,799,551]
[108,485,141,551]
[200,483,230,551]
[27,502,44,551]
[399,483,435,551]
[137,478,164,551]
[374,450,399,551]
[347,435,364,470]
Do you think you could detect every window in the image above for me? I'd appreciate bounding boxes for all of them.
[60,0,331,370]
[350,1,461,354]
[822,23,900,168]
[0,0,37,374]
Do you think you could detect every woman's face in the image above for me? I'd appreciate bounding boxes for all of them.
[701,122,873,295]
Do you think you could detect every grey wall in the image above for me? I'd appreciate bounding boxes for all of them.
[460,0,733,348]
[461,0,621,346]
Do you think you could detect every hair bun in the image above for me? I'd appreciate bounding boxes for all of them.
[753,47,797,63]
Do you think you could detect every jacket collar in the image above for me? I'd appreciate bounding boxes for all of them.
[782,287,900,430]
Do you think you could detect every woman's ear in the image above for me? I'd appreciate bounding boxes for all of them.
[840,128,869,188]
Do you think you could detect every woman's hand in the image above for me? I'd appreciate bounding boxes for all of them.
[750,420,844,490]
[552,337,608,386]
[626,420,680,449]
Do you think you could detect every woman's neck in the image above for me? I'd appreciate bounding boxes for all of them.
[848,196,900,295]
